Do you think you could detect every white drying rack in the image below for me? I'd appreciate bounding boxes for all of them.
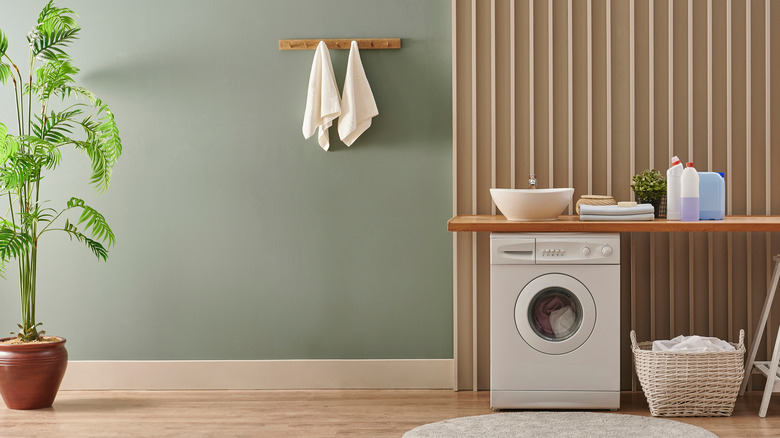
[739,254,780,417]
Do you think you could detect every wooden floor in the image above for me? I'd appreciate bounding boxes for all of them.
[2,390,780,437]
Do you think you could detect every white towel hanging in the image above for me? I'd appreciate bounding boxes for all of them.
[338,41,378,146]
[302,41,341,151]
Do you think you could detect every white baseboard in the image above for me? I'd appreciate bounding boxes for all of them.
[60,359,454,390]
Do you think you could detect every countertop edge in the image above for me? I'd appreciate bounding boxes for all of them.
[447,215,780,232]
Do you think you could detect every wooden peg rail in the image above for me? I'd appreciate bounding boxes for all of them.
[279,38,401,50]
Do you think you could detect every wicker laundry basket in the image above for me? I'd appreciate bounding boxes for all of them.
[630,329,745,417]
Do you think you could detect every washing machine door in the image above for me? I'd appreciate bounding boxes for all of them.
[514,273,596,355]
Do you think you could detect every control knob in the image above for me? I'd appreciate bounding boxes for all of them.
[581,246,591,256]
[601,245,613,257]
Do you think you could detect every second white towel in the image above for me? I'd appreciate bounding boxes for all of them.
[339,41,378,146]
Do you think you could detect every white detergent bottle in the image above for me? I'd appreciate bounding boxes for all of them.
[680,162,699,222]
[666,156,683,220]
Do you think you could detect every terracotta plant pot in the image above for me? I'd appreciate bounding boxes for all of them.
[0,337,68,410]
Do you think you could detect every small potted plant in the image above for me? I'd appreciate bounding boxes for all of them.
[630,169,667,218]
[0,1,122,409]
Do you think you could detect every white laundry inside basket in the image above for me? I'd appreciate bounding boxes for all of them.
[651,335,736,353]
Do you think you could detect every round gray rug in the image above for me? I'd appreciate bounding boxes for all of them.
[403,412,718,438]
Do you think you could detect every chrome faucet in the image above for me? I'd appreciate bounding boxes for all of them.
[528,173,537,189]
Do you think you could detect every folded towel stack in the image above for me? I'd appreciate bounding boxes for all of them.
[579,204,655,221]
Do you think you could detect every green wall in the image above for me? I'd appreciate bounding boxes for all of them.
[0,1,452,360]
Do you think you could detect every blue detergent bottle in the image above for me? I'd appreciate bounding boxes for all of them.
[699,172,725,220]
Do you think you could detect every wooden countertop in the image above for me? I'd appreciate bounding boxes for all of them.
[448,215,780,232]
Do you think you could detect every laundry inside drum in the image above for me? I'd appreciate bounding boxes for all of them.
[528,287,583,341]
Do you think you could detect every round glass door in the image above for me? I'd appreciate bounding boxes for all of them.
[515,273,596,355]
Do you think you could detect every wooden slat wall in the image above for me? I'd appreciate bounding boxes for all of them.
[452,0,780,391]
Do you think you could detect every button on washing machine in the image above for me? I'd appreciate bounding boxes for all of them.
[582,247,591,256]
[601,245,613,257]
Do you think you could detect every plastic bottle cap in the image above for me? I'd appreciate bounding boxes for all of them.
[718,172,725,178]
[686,162,694,167]
[671,156,681,165]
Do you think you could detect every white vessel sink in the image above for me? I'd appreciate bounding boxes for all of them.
[490,188,575,221]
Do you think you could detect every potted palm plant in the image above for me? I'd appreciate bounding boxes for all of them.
[0,1,122,409]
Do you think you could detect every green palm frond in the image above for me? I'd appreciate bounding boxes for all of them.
[33,109,80,145]
[20,204,56,231]
[62,220,108,261]
[37,1,78,32]
[0,123,19,163]
[32,27,80,63]
[31,1,79,63]
[0,155,37,192]
[0,29,11,85]
[73,101,122,192]
[0,228,34,276]
[0,63,10,85]
[66,197,115,247]
[18,135,62,170]
[33,60,79,101]
[56,85,96,102]
[0,28,7,56]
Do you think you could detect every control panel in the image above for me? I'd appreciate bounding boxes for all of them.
[490,233,620,265]
[535,236,619,265]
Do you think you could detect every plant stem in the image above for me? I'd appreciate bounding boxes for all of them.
[5,56,23,140]
[7,193,15,228]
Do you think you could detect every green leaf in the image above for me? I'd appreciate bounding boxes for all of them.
[66,197,115,247]
[0,29,10,85]
[37,1,78,33]
[33,28,80,63]
[62,221,108,261]
[0,155,37,192]
[31,1,80,63]
[0,28,7,56]
[33,109,79,144]
[0,123,19,163]
[74,101,122,192]
[0,227,34,276]
[33,60,79,101]
[0,63,11,85]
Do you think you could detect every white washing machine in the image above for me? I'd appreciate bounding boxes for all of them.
[490,232,620,410]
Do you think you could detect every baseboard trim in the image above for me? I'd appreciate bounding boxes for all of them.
[60,359,454,390]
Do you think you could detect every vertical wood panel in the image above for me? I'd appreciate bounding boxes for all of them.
[606,0,612,196]
[707,0,713,335]
[727,0,734,339]
[629,0,636,391]
[567,0,573,214]
[687,0,694,335]
[649,0,655,170]
[668,0,676,337]
[529,0,535,175]
[746,0,753,361]
[587,0,593,196]
[688,0,693,161]
[452,0,779,391]
[510,0,516,189]
[548,0,554,188]
[766,0,773,354]
[451,0,459,391]
[470,0,478,392]
[648,0,656,340]
[491,0,497,215]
